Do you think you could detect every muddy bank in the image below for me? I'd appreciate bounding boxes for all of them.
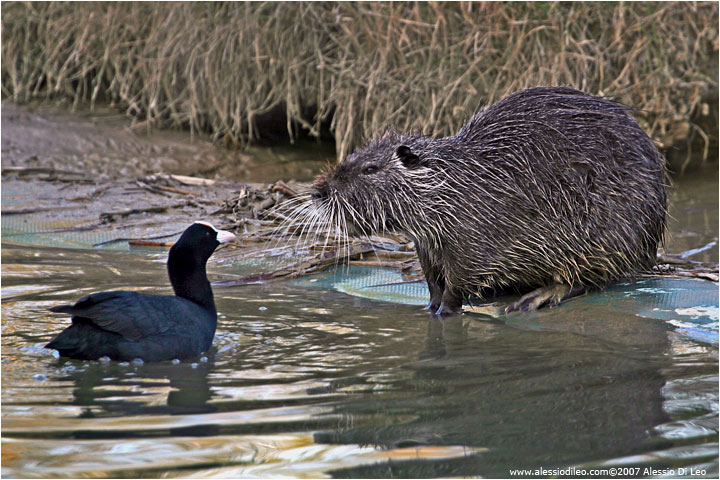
[1,102,321,267]
[1,103,332,183]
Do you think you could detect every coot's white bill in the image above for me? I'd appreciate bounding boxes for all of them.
[216,229,237,244]
[193,221,236,244]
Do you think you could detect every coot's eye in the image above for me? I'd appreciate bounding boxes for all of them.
[362,165,379,175]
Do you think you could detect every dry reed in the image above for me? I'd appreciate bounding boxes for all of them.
[2,2,717,166]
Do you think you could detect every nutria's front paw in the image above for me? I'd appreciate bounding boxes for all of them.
[434,302,463,316]
[425,300,441,313]
[425,292,443,313]
[433,288,463,316]
[505,295,540,313]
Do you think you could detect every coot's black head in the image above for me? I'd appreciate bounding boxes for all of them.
[170,221,237,265]
[167,222,236,309]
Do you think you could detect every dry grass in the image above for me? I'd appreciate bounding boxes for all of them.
[2,2,717,166]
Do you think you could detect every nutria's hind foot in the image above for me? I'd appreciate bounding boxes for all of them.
[505,284,586,313]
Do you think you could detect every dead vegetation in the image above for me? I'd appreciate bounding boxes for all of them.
[2,2,718,168]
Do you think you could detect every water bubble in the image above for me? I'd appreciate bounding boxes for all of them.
[199,356,208,363]
[259,306,267,311]
[99,356,111,363]
[191,363,198,369]
[171,359,180,365]
[118,362,130,367]
[132,358,144,366]
[33,374,47,381]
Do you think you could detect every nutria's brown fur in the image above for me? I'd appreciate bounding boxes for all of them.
[308,86,667,314]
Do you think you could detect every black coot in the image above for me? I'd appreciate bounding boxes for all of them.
[46,221,236,362]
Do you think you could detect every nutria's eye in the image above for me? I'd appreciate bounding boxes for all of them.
[362,165,379,175]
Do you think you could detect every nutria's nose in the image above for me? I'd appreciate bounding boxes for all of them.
[311,177,330,201]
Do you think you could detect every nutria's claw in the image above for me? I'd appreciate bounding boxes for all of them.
[505,284,586,314]
[505,298,537,314]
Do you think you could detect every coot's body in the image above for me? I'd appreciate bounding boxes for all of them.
[47,291,217,362]
[46,222,236,361]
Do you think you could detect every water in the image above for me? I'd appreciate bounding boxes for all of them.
[666,164,719,264]
[2,239,718,477]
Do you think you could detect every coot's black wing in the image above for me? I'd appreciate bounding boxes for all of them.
[47,291,216,361]
[49,291,183,340]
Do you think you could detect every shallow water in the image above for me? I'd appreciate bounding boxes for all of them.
[2,240,718,478]
[666,164,719,263]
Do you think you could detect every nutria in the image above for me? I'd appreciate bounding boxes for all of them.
[308,86,667,314]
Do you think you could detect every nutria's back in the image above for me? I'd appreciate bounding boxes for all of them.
[310,86,667,312]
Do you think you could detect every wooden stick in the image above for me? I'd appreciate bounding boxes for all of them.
[93,229,184,247]
[2,205,84,215]
[155,185,203,197]
[170,174,215,186]
[128,240,175,247]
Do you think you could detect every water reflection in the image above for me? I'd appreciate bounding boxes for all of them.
[58,359,216,419]
[315,311,671,477]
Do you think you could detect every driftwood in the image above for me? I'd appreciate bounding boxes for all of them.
[2,205,84,215]
[99,203,192,222]
[1,166,93,183]
[134,180,170,197]
[1,166,86,177]
[655,243,719,282]
[169,174,215,186]
[270,180,300,198]
[154,185,202,197]
[128,240,175,247]
[93,229,185,247]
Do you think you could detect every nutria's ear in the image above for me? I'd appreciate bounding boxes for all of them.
[396,145,422,169]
